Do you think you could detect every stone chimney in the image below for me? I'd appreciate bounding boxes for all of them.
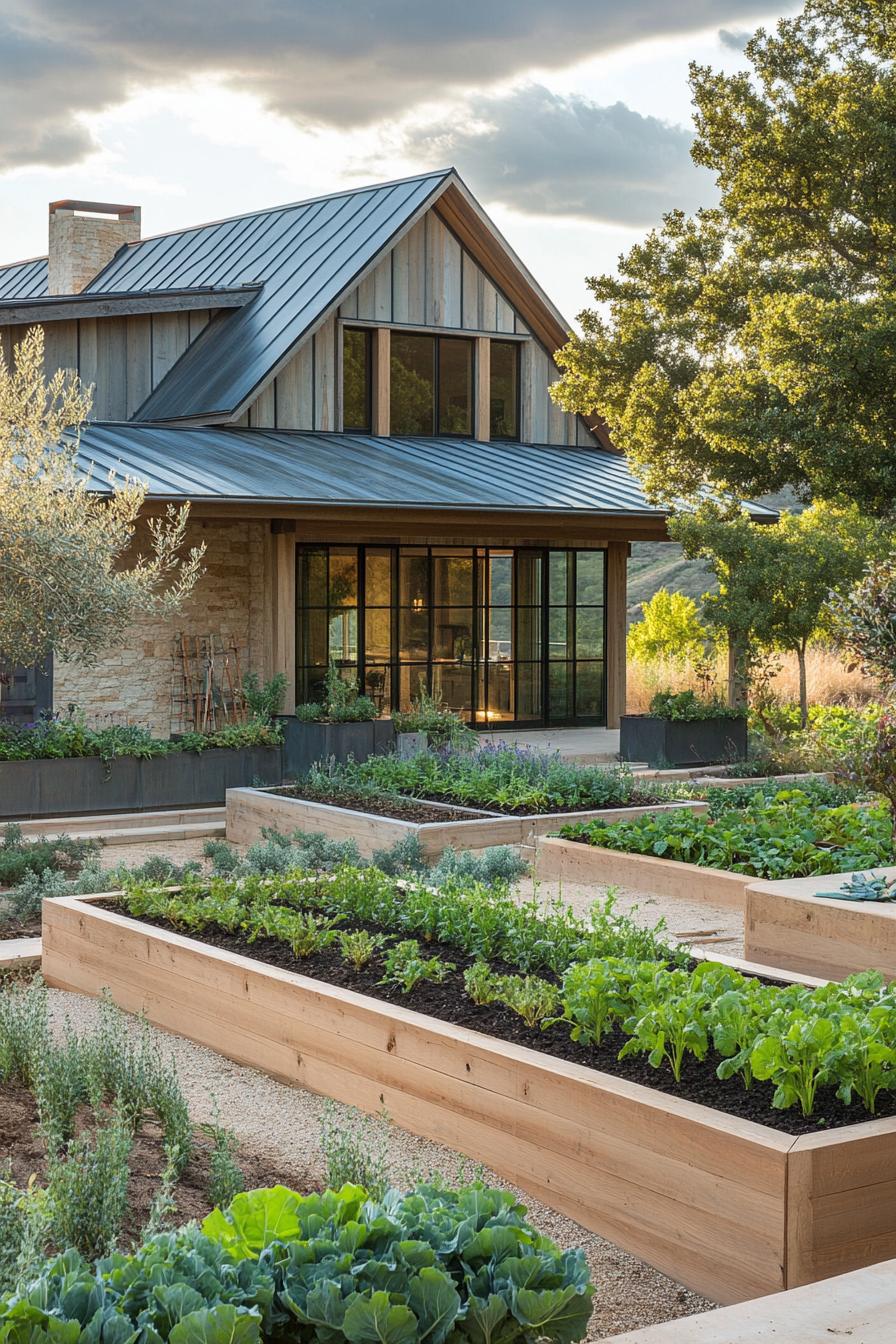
[47,200,141,295]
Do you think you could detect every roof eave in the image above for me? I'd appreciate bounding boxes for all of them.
[0,284,261,326]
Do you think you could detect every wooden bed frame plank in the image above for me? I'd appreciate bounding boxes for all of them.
[42,894,896,1305]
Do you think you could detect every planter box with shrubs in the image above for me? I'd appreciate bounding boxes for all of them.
[621,691,748,768]
[0,713,284,819]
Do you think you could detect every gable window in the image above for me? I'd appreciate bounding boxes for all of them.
[390,333,473,436]
[490,340,520,439]
[342,327,372,431]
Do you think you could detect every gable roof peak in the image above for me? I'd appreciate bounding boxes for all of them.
[111,167,457,254]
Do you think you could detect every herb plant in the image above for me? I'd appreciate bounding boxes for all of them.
[317,744,686,814]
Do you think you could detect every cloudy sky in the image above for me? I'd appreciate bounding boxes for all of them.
[0,1,789,320]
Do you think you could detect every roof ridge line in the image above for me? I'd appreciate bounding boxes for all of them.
[100,168,456,254]
[0,253,48,270]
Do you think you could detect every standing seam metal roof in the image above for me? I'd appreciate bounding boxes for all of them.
[83,171,451,422]
[0,257,48,302]
[70,423,778,520]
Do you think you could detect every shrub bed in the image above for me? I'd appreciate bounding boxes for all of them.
[313,747,687,816]
[0,1181,594,1344]
[559,788,890,882]
[112,868,896,1129]
[0,714,281,762]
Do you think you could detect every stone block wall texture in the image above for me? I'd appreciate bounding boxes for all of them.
[53,520,271,736]
[48,210,141,295]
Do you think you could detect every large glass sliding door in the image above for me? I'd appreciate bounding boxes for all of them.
[296,544,606,725]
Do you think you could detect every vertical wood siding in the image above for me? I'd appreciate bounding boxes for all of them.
[0,310,212,422]
[249,208,594,444]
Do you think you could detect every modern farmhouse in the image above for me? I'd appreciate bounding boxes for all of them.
[0,173,772,733]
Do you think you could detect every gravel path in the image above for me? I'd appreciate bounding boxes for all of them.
[46,987,714,1339]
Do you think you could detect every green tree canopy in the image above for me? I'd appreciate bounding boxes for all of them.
[553,0,896,514]
[670,502,882,723]
[627,588,714,666]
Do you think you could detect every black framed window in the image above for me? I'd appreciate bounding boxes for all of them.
[490,340,520,439]
[342,327,372,432]
[390,333,473,437]
[296,544,605,725]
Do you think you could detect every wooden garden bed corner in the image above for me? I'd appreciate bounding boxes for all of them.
[607,1257,896,1343]
[745,867,896,981]
[535,836,750,911]
[41,893,896,1306]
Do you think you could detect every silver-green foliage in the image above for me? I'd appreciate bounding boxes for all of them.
[0,983,235,1276]
[319,1102,390,1201]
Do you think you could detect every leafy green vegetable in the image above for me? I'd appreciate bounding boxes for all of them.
[379,942,455,994]
[560,789,891,881]
[0,1182,594,1344]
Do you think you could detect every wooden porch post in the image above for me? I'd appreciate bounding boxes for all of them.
[270,520,296,712]
[475,336,490,441]
[373,327,391,435]
[605,540,628,729]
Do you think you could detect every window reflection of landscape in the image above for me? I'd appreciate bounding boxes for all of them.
[296,545,605,725]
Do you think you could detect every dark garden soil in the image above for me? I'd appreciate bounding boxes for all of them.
[269,785,486,823]
[0,914,40,939]
[102,901,894,1138]
[0,1083,293,1246]
[407,791,676,817]
[271,785,677,819]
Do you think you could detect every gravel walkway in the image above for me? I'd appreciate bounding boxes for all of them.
[46,987,714,1339]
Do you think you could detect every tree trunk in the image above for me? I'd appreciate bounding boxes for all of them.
[798,644,809,730]
[726,634,749,711]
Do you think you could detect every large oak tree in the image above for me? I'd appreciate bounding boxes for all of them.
[553,0,896,514]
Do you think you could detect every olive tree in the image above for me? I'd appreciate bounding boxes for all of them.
[830,556,896,694]
[0,326,204,672]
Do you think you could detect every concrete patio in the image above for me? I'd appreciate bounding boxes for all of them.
[476,727,622,763]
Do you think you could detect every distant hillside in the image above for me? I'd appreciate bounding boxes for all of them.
[626,492,796,627]
[627,542,716,626]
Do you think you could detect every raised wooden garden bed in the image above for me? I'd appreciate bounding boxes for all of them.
[609,1258,896,1343]
[745,868,896,981]
[225,787,705,860]
[0,747,283,820]
[535,836,750,911]
[43,893,896,1306]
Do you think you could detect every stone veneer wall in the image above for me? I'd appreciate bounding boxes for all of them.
[53,520,271,736]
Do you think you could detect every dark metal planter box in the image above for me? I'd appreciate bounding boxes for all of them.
[620,715,748,768]
[278,717,396,779]
[0,746,283,820]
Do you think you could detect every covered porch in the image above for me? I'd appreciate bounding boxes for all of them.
[72,423,703,729]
